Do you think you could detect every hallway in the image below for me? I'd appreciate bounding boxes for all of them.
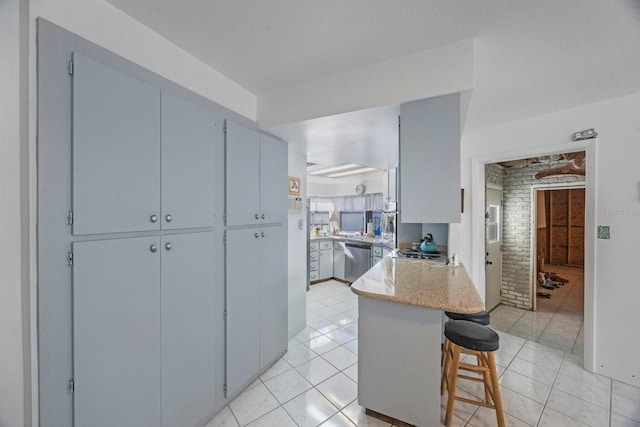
[489,264,584,356]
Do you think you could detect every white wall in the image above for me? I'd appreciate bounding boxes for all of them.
[0,0,28,425]
[258,40,474,128]
[457,91,640,387]
[30,0,257,121]
[288,148,307,337]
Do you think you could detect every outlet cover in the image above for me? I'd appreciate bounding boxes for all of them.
[597,226,610,239]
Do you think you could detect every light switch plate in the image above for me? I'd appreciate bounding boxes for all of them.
[597,226,610,239]
[298,219,304,230]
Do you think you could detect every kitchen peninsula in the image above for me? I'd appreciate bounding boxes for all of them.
[351,255,483,426]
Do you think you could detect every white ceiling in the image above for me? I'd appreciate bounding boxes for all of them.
[105,0,640,174]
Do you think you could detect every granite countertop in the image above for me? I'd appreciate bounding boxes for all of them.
[350,254,484,313]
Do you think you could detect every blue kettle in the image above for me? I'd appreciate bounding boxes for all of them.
[420,234,437,252]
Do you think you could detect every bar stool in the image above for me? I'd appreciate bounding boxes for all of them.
[441,320,505,427]
[441,311,490,374]
[444,310,490,325]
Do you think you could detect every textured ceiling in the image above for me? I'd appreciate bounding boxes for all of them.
[104,0,640,170]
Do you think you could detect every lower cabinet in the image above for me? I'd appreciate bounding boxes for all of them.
[319,248,333,280]
[226,226,287,397]
[333,242,345,281]
[72,232,217,427]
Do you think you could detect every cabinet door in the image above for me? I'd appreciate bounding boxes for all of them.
[72,53,161,235]
[319,248,333,280]
[400,94,461,223]
[161,92,218,230]
[225,121,260,227]
[259,132,288,224]
[259,226,288,369]
[161,232,216,427]
[333,249,345,280]
[73,237,161,427]
[225,228,260,395]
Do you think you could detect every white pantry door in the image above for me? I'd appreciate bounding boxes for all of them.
[485,187,503,311]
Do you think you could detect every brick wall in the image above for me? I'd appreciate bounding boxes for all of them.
[487,159,585,309]
[485,163,504,187]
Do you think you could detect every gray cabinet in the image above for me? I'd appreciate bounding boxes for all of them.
[161,232,216,427]
[71,53,218,235]
[73,236,161,427]
[225,226,287,396]
[161,92,217,230]
[225,121,287,227]
[400,94,461,223]
[72,53,161,235]
[73,233,217,427]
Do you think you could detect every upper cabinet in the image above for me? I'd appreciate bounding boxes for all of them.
[71,53,218,235]
[399,94,461,223]
[225,120,287,227]
[161,92,218,230]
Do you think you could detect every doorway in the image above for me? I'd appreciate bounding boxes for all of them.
[481,152,588,356]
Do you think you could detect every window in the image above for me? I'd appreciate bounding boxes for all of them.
[488,204,500,243]
[340,211,364,232]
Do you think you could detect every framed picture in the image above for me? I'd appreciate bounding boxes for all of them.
[288,176,301,195]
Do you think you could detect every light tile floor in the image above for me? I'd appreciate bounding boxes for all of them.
[207,279,640,427]
[489,265,585,356]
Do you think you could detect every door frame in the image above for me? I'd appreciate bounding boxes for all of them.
[530,183,586,311]
[485,183,503,310]
[471,139,596,372]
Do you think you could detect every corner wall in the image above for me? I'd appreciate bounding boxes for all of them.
[288,148,307,337]
[459,91,640,387]
[0,0,28,425]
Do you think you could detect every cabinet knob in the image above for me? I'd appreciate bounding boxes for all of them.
[150,214,158,223]
[255,213,259,220]
[255,233,260,238]
[150,244,158,253]
[261,232,265,238]
[165,214,173,222]
[261,214,265,219]
[165,243,172,251]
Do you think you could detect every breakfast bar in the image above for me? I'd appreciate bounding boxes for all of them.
[350,255,483,426]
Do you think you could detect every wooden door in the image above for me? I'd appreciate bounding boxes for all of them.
[72,52,161,235]
[161,232,216,427]
[161,91,218,230]
[73,237,161,427]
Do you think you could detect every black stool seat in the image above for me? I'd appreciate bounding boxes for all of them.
[444,320,499,352]
[444,310,490,325]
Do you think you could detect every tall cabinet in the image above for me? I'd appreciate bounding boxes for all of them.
[69,52,220,427]
[224,121,288,397]
[400,94,461,223]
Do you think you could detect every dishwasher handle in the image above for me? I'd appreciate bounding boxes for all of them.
[345,242,371,250]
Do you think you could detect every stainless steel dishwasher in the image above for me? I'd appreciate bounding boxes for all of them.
[344,242,372,283]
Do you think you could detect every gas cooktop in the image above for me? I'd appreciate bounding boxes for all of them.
[393,248,443,261]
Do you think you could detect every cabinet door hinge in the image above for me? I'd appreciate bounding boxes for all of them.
[223,120,227,134]
[223,384,228,397]
[67,379,74,394]
[67,61,74,76]
[66,252,73,267]
[66,210,73,226]
[223,234,227,246]
[223,310,227,320]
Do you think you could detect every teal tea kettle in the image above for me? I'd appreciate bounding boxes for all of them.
[420,234,437,252]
